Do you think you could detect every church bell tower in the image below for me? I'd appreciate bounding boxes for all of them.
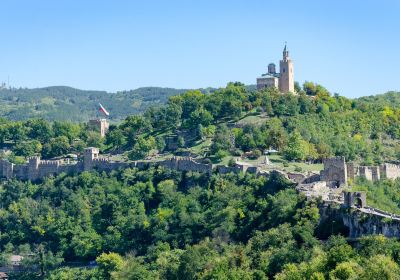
[279,43,295,93]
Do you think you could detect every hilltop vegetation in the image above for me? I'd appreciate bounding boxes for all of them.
[96,82,400,164]
[0,82,399,166]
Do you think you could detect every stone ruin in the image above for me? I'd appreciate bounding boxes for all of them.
[0,147,128,181]
[159,157,212,175]
[320,157,400,186]
[0,149,219,181]
[343,191,367,208]
[320,157,348,187]
[88,119,109,138]
[300,158,400,239]
[2,148,400,239]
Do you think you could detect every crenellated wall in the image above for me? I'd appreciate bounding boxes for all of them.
[380,163,400,180]
[356,166,380,181]
[321,157,400,185]
[0,147,122,181]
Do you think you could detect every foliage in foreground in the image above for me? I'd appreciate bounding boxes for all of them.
[0,168,396,279]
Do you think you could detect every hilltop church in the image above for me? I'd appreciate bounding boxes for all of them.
[256,44,295,93]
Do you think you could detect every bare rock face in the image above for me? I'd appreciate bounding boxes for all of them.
[342,210,400,238]
[319,202,400,239]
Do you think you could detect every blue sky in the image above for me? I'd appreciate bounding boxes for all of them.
[0,0,399,97]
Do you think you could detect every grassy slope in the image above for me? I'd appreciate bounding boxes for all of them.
[350,179,400,215]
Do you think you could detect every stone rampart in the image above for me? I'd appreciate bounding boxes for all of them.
[159,157,212,175]
[380,163,400,180]
[321,157,400,185]
[287,172,306,183]
[216,165,241,174]
[0,159,14,179]
[92,159,130,172]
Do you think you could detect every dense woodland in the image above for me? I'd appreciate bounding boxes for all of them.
[0,83,400,279]
[2,168,400,279]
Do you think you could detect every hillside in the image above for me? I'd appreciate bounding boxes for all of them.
[0,82,399,165]
[0,83,400,279]
[0,86,187,122]
[0,85,258,122]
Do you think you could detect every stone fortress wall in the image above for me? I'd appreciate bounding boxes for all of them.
[0,147,125,181]
[380,163,400,180]
[159,157,213,175]
[3,148,400,239]
[320,157,400,185]
[0,149,218,181]
[303,158,400,239]
[0,148,399,186]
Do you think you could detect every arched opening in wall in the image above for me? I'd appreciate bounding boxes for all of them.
[354,197,363,208]
[331,173,340,187]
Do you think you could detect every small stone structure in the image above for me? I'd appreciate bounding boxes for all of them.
[287,172,307,184]
[88,119,109,137]
[320,157,348,186]
[343,191,367,208]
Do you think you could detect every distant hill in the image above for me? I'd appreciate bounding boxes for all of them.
[0,86,188,122]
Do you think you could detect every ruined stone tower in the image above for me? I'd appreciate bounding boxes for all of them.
[279,44,294,93]
[88,119,109,137]
[83,147,99,171]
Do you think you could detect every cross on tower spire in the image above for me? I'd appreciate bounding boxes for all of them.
[283,42,289,60]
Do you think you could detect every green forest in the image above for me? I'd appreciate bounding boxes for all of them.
[0,82,400,279]
[3,168,400,280]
